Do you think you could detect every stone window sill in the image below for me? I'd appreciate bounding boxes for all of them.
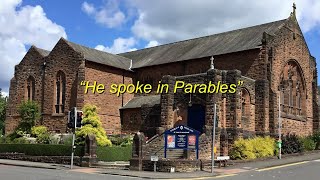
[51,113,65,117]
[281,112,306,121]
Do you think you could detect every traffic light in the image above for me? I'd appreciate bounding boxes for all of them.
[67,108,76,128]
[76,111,83,128]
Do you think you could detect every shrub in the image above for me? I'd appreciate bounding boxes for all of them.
[17,101,40,133]
[0,136,12,144]
[230,138,256,160]
[108,135,133,147]
[97,145,132,161]
[31,126,48,137]
[230,136,276,160]
[251,136,275,158]
[76,104,112,147]
[36,133,52,144]
[312,131,320,150]
[281,134,303,154]
[12,137,29,144]
[300,136,316,151]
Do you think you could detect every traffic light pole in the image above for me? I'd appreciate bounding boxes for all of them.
[70,107,77,169]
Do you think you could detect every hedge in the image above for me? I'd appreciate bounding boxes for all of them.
[229,136,276,160]
[97,145,132,161]
[0,144,133,161]
[0,144,84,156]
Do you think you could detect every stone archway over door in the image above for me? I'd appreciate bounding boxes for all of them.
[187,104,205,133]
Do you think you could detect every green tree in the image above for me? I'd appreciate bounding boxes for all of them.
[17,100,40,133]
[76,104,112,146]
[0,88,7,135]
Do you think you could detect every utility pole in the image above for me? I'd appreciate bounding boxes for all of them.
[211,103,217,174]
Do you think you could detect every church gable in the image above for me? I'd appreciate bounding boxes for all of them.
[17,46,48,68]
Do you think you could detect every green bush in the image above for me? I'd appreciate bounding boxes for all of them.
[76,104,112,147]
[108,135,133,147]
[0,144,84,156]
[31,126,48,137]
[36,133,52,144]
[312,131,320,150]
[12,137,29,144]
[300,136,316,151]
[230,136,276,160]
[282,134,303,154]
[97,145,132,161]
[17,101,40,133]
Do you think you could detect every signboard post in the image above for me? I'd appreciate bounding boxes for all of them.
[151,155,158,172]
[164,125,200,159]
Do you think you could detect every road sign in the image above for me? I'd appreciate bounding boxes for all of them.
[151,155,159,162]
[217,156,230,160]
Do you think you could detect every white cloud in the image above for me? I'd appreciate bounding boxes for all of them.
[145,40,159,48]
[81,0,126,28]
[0,0,67,95]
[296,0,320,32]
[82,2,95,14]
[127,0,320,44]
[95,37,137,54]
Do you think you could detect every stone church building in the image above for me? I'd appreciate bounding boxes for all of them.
[5,8,319,157]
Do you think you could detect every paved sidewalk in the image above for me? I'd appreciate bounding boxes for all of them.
[0,159,73,170]
[1,151,320,179]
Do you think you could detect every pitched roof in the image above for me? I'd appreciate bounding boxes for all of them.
[120,19,287,68]
[120,95,160,109]
[65,39,132,70]
[33,46,50,57]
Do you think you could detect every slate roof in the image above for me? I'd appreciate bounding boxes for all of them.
[34,46,50,57]
[120,19,287,68]
[120,95,160,109]
[65,40,132,70]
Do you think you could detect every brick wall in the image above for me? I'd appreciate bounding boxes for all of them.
[84,61,133,134]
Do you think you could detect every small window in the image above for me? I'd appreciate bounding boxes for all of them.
[54,71,66,114]
[26,76,35,101]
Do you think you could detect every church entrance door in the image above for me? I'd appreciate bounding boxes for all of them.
[187,104,205,133]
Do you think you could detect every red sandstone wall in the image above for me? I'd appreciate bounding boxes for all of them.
[269,17,316,136]
[84,61,133,134]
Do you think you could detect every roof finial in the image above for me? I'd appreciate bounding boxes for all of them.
[210,56,215,70]
[292,1,296,16]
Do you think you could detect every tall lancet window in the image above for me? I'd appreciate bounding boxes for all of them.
[26,76,35,101]
[55,71,66,114]
[279,60,306,116]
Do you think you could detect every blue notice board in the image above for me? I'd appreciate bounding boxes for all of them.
[164,125,200,159]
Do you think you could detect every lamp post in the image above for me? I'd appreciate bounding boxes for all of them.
[211,103,217,174]
[278,90,282,159]
[278,83,291,160]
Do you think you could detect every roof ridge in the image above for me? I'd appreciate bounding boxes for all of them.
[119,18,287,55]
[65,39,131,61]
[31,45,50,56]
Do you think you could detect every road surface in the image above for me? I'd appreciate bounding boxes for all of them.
[0,159,319,180]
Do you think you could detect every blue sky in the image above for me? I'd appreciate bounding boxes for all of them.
[0,0,319,96]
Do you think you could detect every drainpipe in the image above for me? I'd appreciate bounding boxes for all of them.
[41,61,47,125]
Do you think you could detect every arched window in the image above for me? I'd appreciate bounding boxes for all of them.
[241,88,250,117]
[54,71,66,114]
[26,76,35,101]
[279,61,305,116]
